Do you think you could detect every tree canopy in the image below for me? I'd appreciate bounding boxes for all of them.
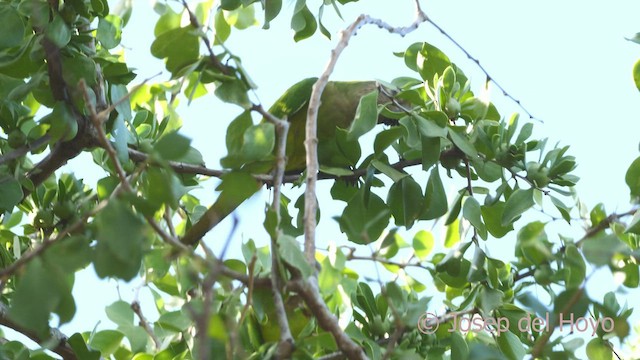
[0,0,640,359]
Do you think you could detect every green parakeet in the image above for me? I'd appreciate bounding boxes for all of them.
[269,77,393,172]
[180,78,396,245]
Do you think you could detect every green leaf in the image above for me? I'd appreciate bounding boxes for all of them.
[46,101,77,142]
[564,244,586,289]
[0,175,23,211]
[370,159,405,183]
[468,247,487,282]
[214,78,251,108]
[590,203,607,226]
[550,195,571,223]
[94,200,147,280]
[516,222,552,265]
[144,167,188,210]
[157,310,191,332]
[582,234,631,267]
[413,113,447,139]
[554,289,590,323]
[17,1,48,28]
[0,4,24,50]
[154,131,191,161]
[291,5,317,42]
[445,218,460,248]
[463,197,487,240]
[450,331,469,360]
[496,330,527,360]
[622,262,639,288]
[62,55,97,87]
[44,236,92,273]
[91,0,109,17]
[89,330,125,356]
[154,6,181,36]
[225,4,258,29]
[412,230,434,260]
[481,202,513,238]
[45,15,71,48]
[501,188,534,226]
[220,0,241,10]
[339,189,390,244]
[420,166,448,220]
[278,235,313,278]
[374,126,405,154]
[626,32,640,45]
[448,127,478,158]
[625,210,640,234]
[241,123,275,162]
[264,0,282,29]
[387,176,424,228]
[318,4,331,39]
[225,110,253,155]
[9,258,74,335]
[106,301,134,326]
[421,135,440,171]
[150,27,200,74]
[68,333,101,360]
[347,90,378,141]
[406,42,451,82]
[97,15,123,49]
[634,59,640,92]
[625,156,640,198]
[214,9,231,44]
[119,325,149,353]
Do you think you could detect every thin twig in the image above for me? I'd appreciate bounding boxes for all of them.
[253,103,296,356]
[425,17,541,122]
[80,79,192,253]
[574,208,637,247]
[194,218,238,360]
[530,276,590,357]
[164,206,177,239]
[180,0,231,75]
[0,135,51,166]
[463,158,479,243]
[131,300,161,349]
[237,256,257,326]
[0,200,109,286]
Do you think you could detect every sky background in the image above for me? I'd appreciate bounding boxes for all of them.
[15,0,640,357]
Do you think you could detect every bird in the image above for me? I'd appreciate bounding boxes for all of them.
[180,77,398,245]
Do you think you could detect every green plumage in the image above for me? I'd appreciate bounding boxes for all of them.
[267,77,384,171]
[181,78,391,245]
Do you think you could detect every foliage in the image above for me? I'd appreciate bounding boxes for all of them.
[0,0,638,359]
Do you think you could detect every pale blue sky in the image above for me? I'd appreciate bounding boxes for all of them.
[43,0,640,357]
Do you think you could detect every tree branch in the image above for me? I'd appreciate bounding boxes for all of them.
[0,303,77,360]
[303,3,428,267]
[290,277,367,360]
[131,300,161,350]
[0,135,50,166]
[180,0,232,75]
[253,104,296,357]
